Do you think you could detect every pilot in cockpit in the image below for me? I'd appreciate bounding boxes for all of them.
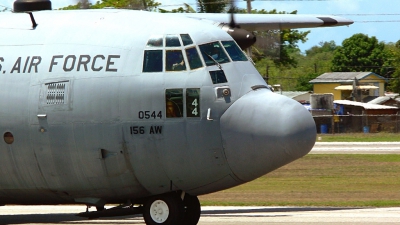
[172,56,185,71]
[211,47,220,60]
[167,50,186,71]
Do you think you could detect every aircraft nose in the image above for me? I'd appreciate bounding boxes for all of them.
[220,89,316,182]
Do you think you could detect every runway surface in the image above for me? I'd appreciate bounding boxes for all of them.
[310,142,400,154]
[1,205,400,224]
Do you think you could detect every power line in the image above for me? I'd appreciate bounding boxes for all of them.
[334,13,400,16]
[254,0,341,1]
[355,20,400,23]
[159,0,341,8]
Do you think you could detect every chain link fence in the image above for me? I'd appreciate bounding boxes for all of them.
[313,113,400,133]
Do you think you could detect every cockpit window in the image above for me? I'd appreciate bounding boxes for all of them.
[146,35,163,47]
[166,89,184,118]
[166,35,181,47]
[185,47,203,70]
[209,70,228,84]
[166,50,186,71]
[222,41,248,61]
[143,50,163,72]
[181,34,193,46]
[199,42,230,66]
[144,34,202,73]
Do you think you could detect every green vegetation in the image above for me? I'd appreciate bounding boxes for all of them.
[331,33,392,75]
[197,0,226,13]
[200,154,400,207]
[386,40,400,93]
[60,0,161,11]
[317,133,400,142]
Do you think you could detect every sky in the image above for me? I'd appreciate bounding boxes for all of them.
[1,0,399,53]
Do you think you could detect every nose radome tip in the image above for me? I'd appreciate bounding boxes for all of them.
[220,90,316,183]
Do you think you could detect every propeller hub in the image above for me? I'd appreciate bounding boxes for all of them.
[219,24,257,49]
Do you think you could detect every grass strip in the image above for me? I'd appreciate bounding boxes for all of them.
[199,154,400,207]
[316,133,400,142]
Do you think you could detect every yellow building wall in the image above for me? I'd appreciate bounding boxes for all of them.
[313,75,386,100]
[360,75,385,96]
[313,83,343,100]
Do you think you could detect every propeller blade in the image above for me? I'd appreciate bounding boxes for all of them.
[228,0,236,28]
[78,0,89,9]
[142,0,148,10]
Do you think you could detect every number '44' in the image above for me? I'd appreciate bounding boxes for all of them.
[192,99,199,116]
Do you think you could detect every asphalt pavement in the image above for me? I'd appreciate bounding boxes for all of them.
[310,142,400,154]
[0,205,400,225]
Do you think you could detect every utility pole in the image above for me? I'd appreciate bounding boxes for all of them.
[245,0,253,56]
[246,0,252,13]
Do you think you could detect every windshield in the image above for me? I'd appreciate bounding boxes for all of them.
[199,42,230,66]
[222,41,248,61]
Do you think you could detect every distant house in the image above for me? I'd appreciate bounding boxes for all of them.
[309,72,387,101]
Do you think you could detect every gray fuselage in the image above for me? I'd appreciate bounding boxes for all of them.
[0,10,316,206]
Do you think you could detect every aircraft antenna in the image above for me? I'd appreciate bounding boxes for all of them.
[13,0,52,29]
[13,0,51,12]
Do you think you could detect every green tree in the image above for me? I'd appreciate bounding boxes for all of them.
[295,73,318,91]
[331,33,392,75]
[256,39,336,91]
[61,0,161,11]
[386,40,400,93]
[159,3,195,13]
[197,0,227,13]
[306,41,337,57]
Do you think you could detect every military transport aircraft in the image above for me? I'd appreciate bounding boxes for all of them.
[0,0,352,224]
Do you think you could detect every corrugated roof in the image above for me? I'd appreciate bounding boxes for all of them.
[280,91,310,99]
[368,96,392,105]
[309,72,387,84]
[334,100,398,110]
